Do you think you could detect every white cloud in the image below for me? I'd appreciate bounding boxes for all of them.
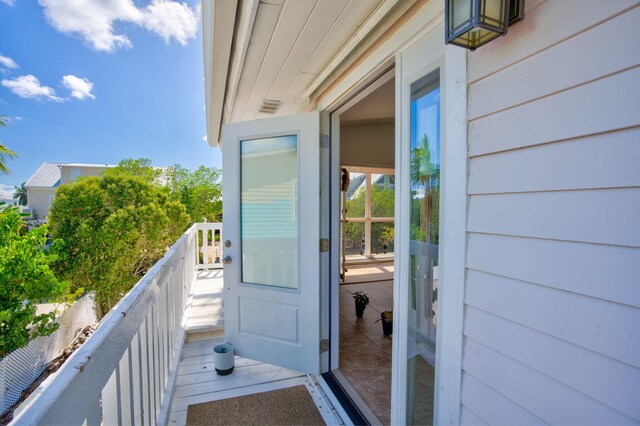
[39,0,140,52]
[62,74,95,100]
[202,135,207,142]
[38,0,199,52]
[0,0,16,7]
[0,184,14,201]
[1,75,63,102]
[0,54,18,70]
[141,1,199,45]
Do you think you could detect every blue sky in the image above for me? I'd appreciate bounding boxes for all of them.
[0,0,221,199]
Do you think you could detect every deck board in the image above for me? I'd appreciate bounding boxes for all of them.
[186,271,224,331]
[167,337,317,426]
[168,271,344,425]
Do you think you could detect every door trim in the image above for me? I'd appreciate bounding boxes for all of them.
[329,66,396,372]
[392,23,468,426]
[321,5,468,425]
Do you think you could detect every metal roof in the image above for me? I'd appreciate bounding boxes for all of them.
[25,162,62,188]
[60,163,116,168]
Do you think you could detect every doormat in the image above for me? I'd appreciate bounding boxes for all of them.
[186,385,327,425]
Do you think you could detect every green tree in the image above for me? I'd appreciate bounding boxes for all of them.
[0,203,68,355]
[0,115,17,175]
[104,158,223,224]
[48,175,190,318]
[166,165,222,223]
[410,135,439,243]
[102,158,163,185]
[13,182,27,206]
[344,179,395,254]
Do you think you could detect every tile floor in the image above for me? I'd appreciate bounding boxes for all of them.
[338,263,435,425]
[339,276,394,425]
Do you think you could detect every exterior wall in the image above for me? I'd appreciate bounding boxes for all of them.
[26,187,55,219]
[59,166,107,184]
[462,1,640,424]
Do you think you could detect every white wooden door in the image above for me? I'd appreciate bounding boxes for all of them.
[221,112,321,374]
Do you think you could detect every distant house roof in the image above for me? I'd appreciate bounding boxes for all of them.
[25,162,62,188]
[60,163,116,168]
[25,162,117,188]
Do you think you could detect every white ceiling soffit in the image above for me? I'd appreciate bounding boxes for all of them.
[202,0,239,148]
[204,0,408,147]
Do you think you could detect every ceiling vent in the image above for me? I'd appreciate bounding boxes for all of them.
[258,99,282,114]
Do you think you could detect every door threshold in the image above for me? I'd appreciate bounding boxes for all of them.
[320,371,383,426]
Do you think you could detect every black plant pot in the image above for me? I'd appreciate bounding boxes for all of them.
[381,313,393,335]
[355,301,366,317]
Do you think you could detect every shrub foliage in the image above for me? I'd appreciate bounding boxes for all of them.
[0,204,68,355]
[48,175,190,318]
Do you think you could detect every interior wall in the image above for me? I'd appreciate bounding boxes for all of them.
[340,121,394,169]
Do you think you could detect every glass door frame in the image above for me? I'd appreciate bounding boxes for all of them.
[320,11,468,426]
[392,22,468,426]
[327,66,396,424]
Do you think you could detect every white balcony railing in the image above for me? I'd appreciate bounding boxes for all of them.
[196,222,223,270]
[11,223,222,425]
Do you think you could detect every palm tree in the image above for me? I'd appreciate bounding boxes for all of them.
[0,115,17,175]
[410,134,439,243]
[13,182,27,206]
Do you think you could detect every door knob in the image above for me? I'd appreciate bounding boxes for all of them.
[222,256,232,265]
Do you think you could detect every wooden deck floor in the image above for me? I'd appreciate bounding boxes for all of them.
[167,271,343,425]
[185,270,224,333]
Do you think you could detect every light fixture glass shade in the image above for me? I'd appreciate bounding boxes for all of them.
[446,0,509,50]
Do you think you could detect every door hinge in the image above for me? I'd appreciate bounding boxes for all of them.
[320,339,330,353]
[320,133,329,148]
[320,238,329,252]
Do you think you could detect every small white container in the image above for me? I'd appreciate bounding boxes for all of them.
[213,343,234,375]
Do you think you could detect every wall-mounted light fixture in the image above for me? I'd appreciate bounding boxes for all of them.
[445,0,525,51]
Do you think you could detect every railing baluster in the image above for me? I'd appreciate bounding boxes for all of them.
[102,368,119,426]
[130,333,142,425]
[119,348,133,425]
[83,398,101,426]
[160,279,168,390]
[10,224,209,425]
[142,317,151,426]
[152,305,160,425]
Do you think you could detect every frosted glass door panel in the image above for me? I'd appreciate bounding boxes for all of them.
[241,135,299,289]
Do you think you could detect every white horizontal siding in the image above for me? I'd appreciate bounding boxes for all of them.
[468,127,640,194]
[466,233,640,308]
[465,270,640,369]
[464,306,640,419]
[462,2,640,423]
[468,188,640,247]
[461,373,544,425]
[463,338,637,425]
[469,5,640,119]
[467,0,639,83]
[460,406,489,426]
[469,65,640,156]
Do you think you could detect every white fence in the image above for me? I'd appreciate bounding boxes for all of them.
[196,222,223,270]
[0,296,96,415]
[11,224,200,425]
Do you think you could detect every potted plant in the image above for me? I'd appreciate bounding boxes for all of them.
[377,310,393,335]
[352,291,369,317]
